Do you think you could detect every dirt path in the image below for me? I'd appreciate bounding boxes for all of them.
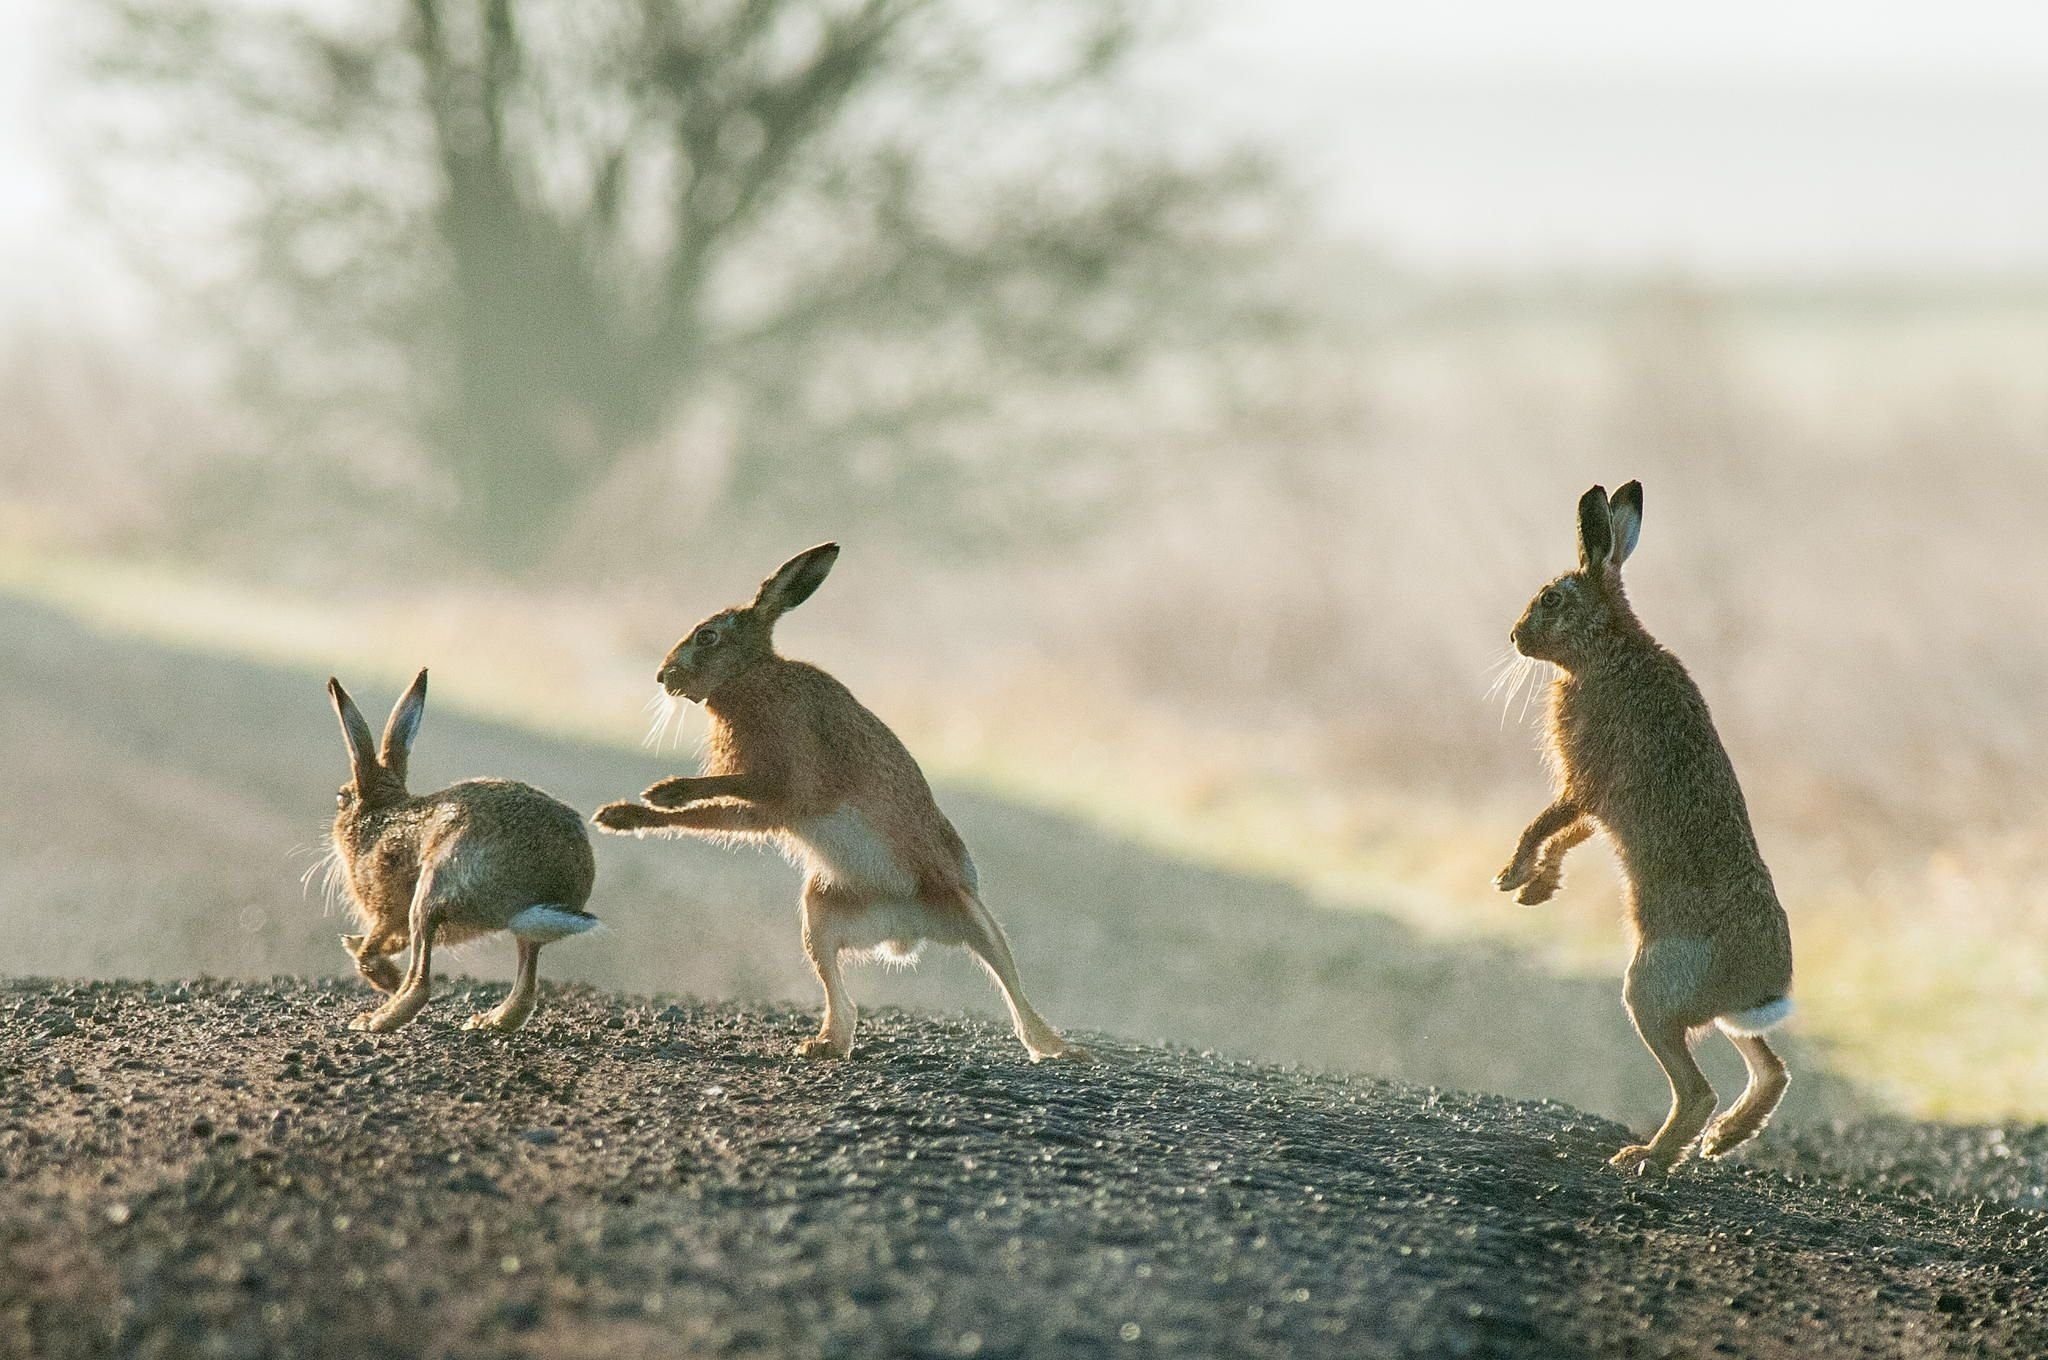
[3,980,2044,1360]
[0,595,1859,1129]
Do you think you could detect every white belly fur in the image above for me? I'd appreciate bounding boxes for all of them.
[790,806,957,965]
[788,806,919,898]
[836,899,952,966]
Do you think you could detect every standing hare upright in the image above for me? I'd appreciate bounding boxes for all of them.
[328,670,599,1033]
[1497,483,1794,1173]
[594,544,1084,1063]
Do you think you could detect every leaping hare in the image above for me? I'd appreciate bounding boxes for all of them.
[328,670,598,1033]
[1496,483,1794,1173]
[594,544,1084,1063]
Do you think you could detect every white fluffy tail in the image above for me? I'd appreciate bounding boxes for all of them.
[1716,996,1793,1036]
[507,905,603,944]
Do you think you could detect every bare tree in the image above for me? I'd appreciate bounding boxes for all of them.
[84,0,1280,562]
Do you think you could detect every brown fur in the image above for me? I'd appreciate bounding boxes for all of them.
[594,544,1082,1062]
[1497,483,1793,1173]
[329,670,598,1034]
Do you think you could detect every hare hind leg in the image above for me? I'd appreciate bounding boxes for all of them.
[1612,939,1718,1173]
[953,893,1085,1063]
[465,940,542,1032]
[798,884,860,1059]
[1611,1014,1717,1174]
[1698,1030,1789,1158]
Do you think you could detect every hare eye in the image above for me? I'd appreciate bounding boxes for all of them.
[336,789,349,808]
[1541,589,1562,607]
[694,629,719,648]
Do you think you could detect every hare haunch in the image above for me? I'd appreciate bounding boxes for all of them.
[328,670,598,1034]
[595,544,1083,1063]
[1497,483,1794,1173]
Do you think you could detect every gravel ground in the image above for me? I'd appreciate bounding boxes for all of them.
[3,979,2043,1360]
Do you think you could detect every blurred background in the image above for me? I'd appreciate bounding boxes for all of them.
[3,0,2045,1124]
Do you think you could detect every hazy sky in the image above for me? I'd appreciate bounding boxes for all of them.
[1174,0,2048,276]
[1200,0,2048,82]
[3,0,2046,322]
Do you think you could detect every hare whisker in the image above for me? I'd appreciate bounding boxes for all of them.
[1485,649,1539,728]
[295,834,348,914]
[1513,656,1548,725]
[642,690,679,751]
[1483,649,1520,705]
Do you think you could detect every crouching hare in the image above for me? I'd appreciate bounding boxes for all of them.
[328,670,598,1033]
[1497,483,1793,1173]
[594,544,1084,1063]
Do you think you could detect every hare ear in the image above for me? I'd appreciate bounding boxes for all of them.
[1607,481,1643,566]
[379,668,428,777]
[328,678,378,784]
[1576,485,1614,572]
[752,543,840,620]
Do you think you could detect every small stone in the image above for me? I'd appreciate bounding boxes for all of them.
[518,1128,560,1146]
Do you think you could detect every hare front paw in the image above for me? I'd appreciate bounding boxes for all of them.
[1514,867,1562,906]
[355,956,403,994]
[594,801,665,833]
[1493,857,1537,892]
[642,778,695,808]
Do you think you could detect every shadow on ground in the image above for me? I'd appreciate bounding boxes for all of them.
[0,596,1857,1129]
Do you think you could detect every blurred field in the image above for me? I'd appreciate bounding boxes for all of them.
[6,282,2047,1118]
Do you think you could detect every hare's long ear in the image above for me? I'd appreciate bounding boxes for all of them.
[379,668,428,783]
[1575,485,1614,572]
[1607,481,1643,567]
[752,542,840,621]
[329,678,378,785]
